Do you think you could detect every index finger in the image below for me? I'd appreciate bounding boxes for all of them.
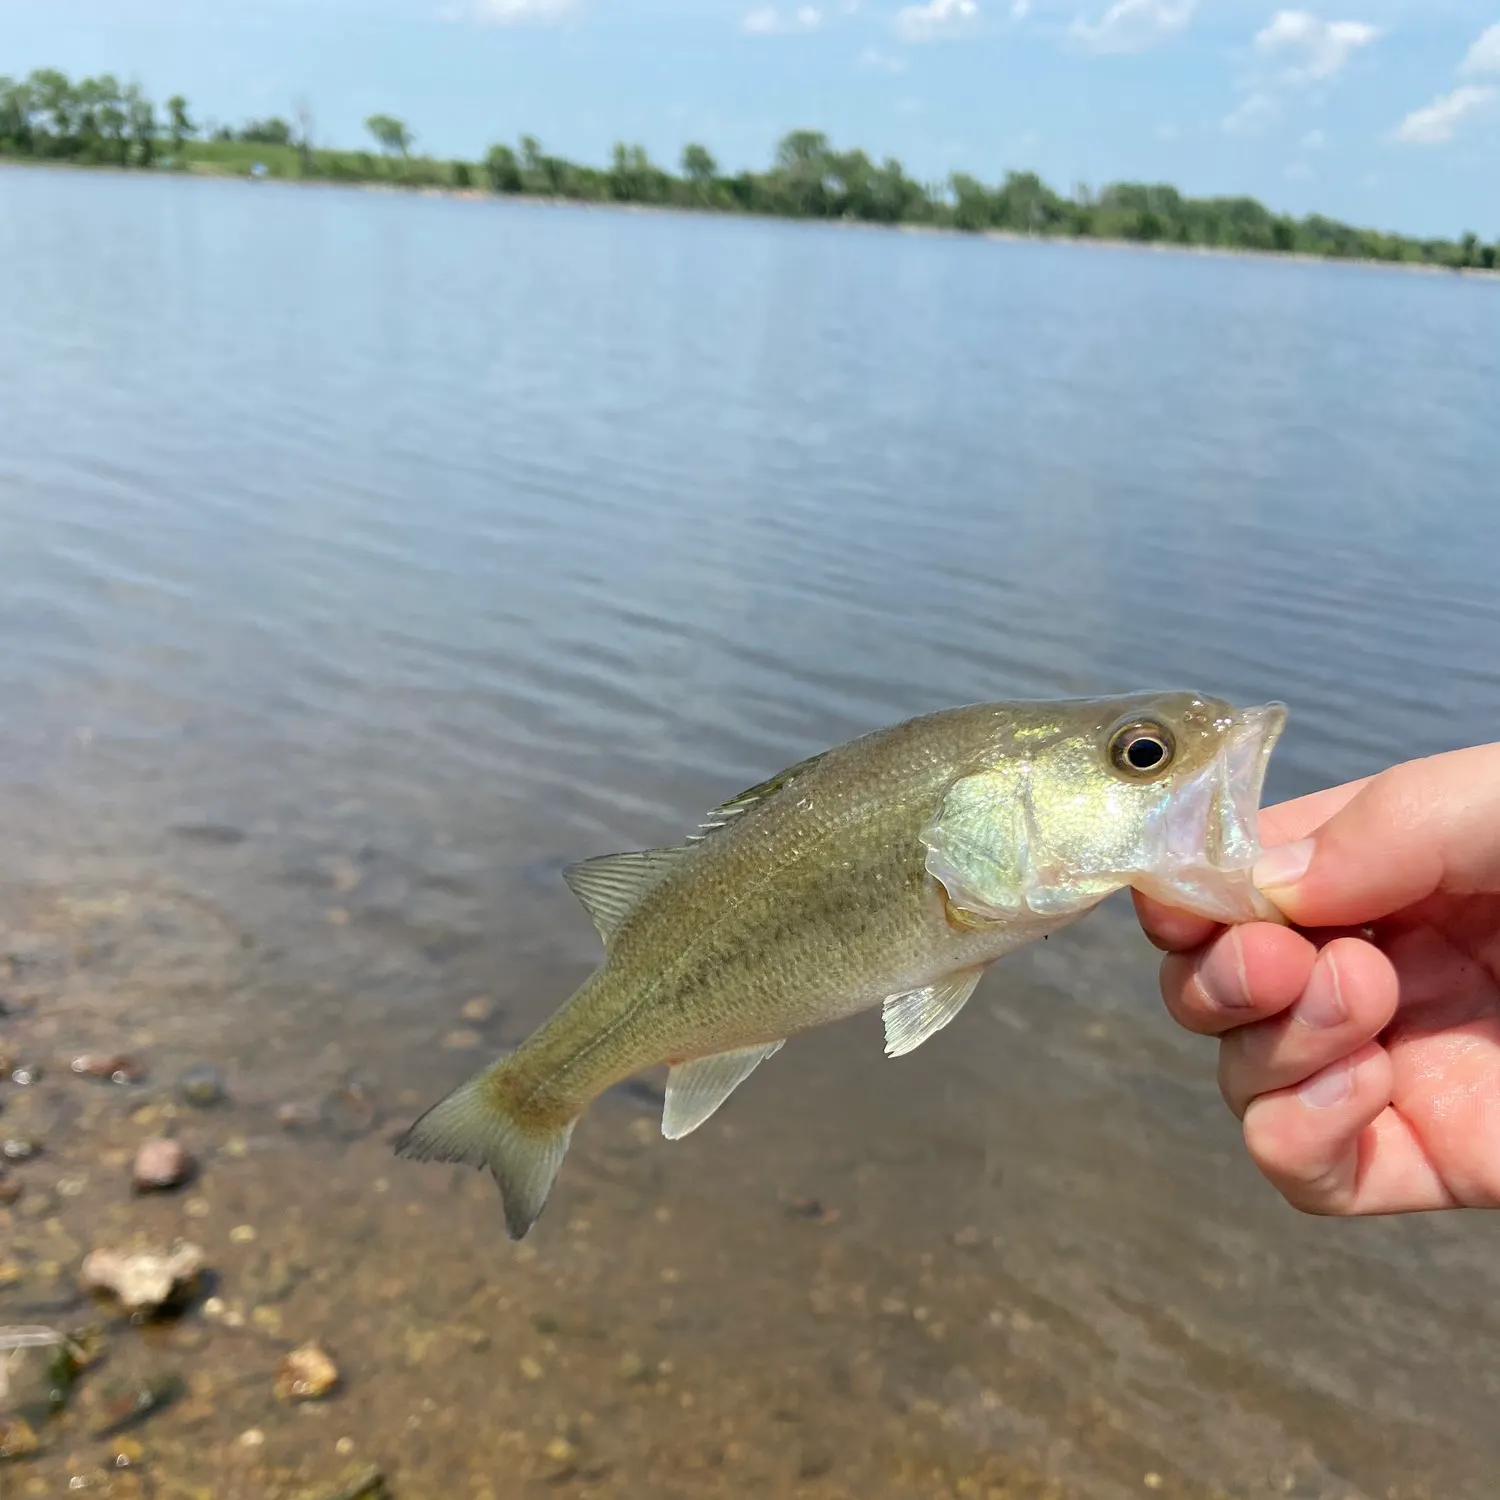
[1132,776,1373,952]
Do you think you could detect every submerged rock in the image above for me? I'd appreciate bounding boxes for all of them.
[274,1342,340,1401]
[0,1415,40,1460]
[177,1065,228,1109]
[91,1373,185,1437]
[71,1054,148,1085]
[1,1139,38,1164]
[80,1242,204,1314]
[132,1138,194,1193]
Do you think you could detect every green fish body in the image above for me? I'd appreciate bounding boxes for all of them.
[397,691,1286,1238]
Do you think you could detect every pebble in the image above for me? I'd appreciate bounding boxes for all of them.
[0,1171,20,1207]
[237,1427,266,1448]
[71,1054,148,1085]
[178,1065,228,1109]
[460,996,495,1022]
[275,1342,340,1401]
[442,1029,482,1050]
[519,1356,544,1382]
[80,1241,204,1313]
[276,1101,321,1131]
[229,1224,257,1244]
[9,1062,42,1086]
[132,1138,194,1192]
[0,1416,40,1459]
[112,1437,145,1467]
[2,1138,39,1162]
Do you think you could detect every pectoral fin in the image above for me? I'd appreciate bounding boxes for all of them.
[661,1041,785,1140]
[883,969,984,1058]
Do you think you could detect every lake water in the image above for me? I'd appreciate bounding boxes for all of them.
[2,163,1499,1500]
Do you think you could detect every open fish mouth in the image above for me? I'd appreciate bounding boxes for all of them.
[1135,702,1288,924]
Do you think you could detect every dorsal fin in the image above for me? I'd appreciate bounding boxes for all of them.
[562,847,686,945]
[687,748,830,844]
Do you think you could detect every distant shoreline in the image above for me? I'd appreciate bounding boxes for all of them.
[7,154,1495,284]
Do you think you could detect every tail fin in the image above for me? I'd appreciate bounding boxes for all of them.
[393,1070,575,1241]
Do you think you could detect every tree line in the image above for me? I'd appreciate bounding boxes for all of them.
[2,67,1495,272]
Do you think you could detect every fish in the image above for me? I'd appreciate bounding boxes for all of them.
[395,691,1287,1239]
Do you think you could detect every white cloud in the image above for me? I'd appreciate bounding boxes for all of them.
[893,0,980,43]
[466,0,577,22]
[1254,11,1378,84]
[1284,159,1315,181]
[1299,127,1326,149]
[1392,84,1497,144]
[1222,91,1279,133]
[743,4,822,32]
[1460,22,1500,76]
[1069,0,1195,55]
[857,44,908,70]
[1011,0,1032,16]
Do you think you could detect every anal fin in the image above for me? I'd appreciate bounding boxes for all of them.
[662,1041,785,1140]
[883,969,984,1058]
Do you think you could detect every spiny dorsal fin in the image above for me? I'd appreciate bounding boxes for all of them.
[661,1041,785,1139]
[687,749,830,844]
[562,847,686,945]
[882,969,984,1058]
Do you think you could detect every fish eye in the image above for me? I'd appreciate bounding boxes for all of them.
[1107,719,1176,779]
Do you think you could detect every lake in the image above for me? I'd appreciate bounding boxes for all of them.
[2,163,1499,1500]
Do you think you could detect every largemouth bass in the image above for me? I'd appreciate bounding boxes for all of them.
[397,692,1286,1238]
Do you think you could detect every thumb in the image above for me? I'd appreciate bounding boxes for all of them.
[1253,744,1500,929]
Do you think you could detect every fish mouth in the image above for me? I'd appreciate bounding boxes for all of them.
[1135,702,1288,925]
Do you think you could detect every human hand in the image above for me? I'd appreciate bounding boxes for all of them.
[1134,744,1500,1215]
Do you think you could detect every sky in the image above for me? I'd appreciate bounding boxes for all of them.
[3,0,1497,238]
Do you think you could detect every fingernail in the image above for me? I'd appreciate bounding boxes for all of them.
[1293,954,1346,1030]
[1254,839,1315,894]
[1298,1059,1352,1109]
[1196,929,1253,1009]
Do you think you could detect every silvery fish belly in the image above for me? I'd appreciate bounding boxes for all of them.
[396,690,1287,1238]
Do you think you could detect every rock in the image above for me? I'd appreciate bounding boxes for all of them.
[91,1373,185,1437]
[442,1029,481,1050]
[276,1101,320,1131]
[785,1196,840,1225]
[274,1342,340,1401]
[0,1177,18,1207]
[1,1139,38,1163]
[460,996,495,1023]
[132,1138,193,1193]
[80,1242,204,1314]
[0,1416,40,1459]
[7,1063,41,1087]
[71,1054,148,1085]
[177,1065,227,1109]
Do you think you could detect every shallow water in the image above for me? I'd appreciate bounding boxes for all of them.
[1,164,1499,1499]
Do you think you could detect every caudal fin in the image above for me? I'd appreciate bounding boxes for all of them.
[393,1070,575,1241]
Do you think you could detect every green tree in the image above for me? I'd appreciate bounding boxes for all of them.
[519,134,543,177]
[0,76,33,151]
[485,142,522,192]
[241,116,293,146]
[28,68,77,144]
[166,94,194,150]
[681,142,716,189]
[949,172,993,231]
[364,114,411,157]
[774,128,833,216]
[452,160,472,188]
[125,83,156,165]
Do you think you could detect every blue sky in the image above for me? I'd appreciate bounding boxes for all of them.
[3,0,1497,236]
